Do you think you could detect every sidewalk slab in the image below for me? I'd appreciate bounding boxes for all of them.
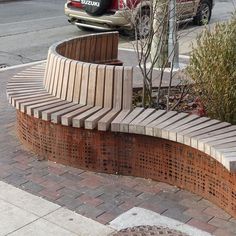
[0,181,115,236]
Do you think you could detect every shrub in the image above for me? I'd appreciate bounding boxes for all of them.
[187,14,236,124]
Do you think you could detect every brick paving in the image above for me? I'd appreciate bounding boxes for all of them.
[1,66,236,235]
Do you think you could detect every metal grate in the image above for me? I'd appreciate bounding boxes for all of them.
[112,225,189,236]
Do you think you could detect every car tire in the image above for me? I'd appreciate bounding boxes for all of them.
[193,0,212,26]
[84,0,111,16]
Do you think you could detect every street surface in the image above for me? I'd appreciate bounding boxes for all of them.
[0,0,235,66]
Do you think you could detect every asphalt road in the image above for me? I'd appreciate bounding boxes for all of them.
[0,0,235,66]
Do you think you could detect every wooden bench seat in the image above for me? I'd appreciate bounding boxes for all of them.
[7,32,133,132]
[6,32,236,219]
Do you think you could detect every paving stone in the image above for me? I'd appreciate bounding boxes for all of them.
[56,195,83,210]
[203,206,231,220]
[183,208,213,222]
[75,203,106,219]
[61,172,84,181]
[9,218,78,236]
[213,228,235,236]
[208,217,236,233]
[179,198,209,210]
[44,207,114,235]
[162,207,191,223]
[20,181,44,194]
[96,212,117,224]
[79,194,104,207]
[187,218,217,233]
[138,202,168,214]
[39,189,63,201]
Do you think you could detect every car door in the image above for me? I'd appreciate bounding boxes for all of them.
[176,0,196,20]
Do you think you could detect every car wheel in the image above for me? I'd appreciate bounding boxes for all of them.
[136,7,151,38]
[193,0,212,26]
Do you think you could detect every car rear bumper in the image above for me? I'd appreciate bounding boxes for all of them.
[65,3,131,30]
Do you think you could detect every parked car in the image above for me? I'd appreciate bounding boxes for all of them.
[65,0,214,37]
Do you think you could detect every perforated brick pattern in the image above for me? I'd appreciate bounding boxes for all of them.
[17,111,236,218]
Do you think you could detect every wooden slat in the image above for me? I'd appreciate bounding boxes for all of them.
[103,66,114,108]
[161,114,199,139]
[98,109,121,131]
[113,67,123,110]
[145,111,178,136]
[100,35,108,62]
[61,105,92,126]
[88,35,96,62]
[12,93,49,108]
[79,63,90,105]
[60,59,71,100]
[86,64,98,105]
[74,38,81,60]
[45,53,55,91]
[72,62,83,103]
[153,113,189,137]
[111,33,119,60]
[26,99,61,116]
[122,67,133,109]
[51,57,62,96]
[178,119,220,144]
[20,96,55,113]
[41,102,76,121]
[72,106,102,128]
[49,56,60,94]
[56,58,67,98]
[34,100,69,118]
[50,104,85,124]
[205,136,236,156]
[189,122,231,148]
[84,107,110,129]
[66,60,77,102]
[168,117,210,142]
[129,108,156,134]
[120,107,144,133]
[111,110,132,132]
[95,65,106,106]
[198,126,236,152]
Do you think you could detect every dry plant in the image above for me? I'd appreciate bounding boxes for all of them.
[187,13,236,123]
[123,0,190,109]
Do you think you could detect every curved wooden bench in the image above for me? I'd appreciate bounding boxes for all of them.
[7,32,133,131]
[6,32,236,218]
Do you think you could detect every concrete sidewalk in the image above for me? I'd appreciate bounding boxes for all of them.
[0,62,236,235]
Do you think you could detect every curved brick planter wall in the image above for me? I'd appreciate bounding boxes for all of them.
[17,111,236,218]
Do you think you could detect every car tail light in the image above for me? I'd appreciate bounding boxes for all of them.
[70,0,83,8]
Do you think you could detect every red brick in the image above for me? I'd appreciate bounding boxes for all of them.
[187,219,217,233]
[79,177,103,189]
[39,189,62,201]
[96,212,116,224]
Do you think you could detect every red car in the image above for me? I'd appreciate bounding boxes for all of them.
[65,0,214,36]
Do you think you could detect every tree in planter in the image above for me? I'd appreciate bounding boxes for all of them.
[187,14,236,124]
[122,0,189,109]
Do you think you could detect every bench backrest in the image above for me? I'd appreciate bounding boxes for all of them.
[43,32,133,110]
